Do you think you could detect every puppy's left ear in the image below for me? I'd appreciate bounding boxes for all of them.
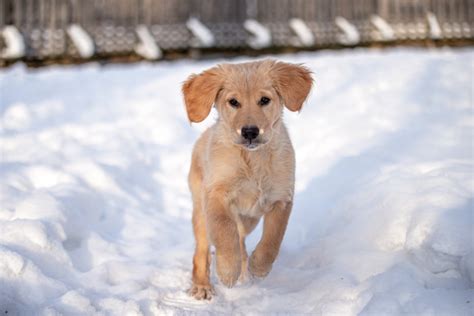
[182,67,223,123]
[271,62,313,112]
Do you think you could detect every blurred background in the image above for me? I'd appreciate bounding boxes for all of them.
[1,0,473,66]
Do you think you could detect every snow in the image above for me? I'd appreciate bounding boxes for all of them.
[135,25,162,60]
[371,15,396,41]
[427,12,442,40]
[244,19,272,49]
[1,48,473,315]
[186,18,215,48]
[0,26,25,59]
[335,17,360,45]
[67,24,95,59]
[289,18,315,47]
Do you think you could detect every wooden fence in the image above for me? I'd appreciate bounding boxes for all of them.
[0,0,473,65]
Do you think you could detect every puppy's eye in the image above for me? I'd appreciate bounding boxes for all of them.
[259,97,271,106]
[228,98,240,108]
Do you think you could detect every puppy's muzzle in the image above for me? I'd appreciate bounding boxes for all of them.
[239,125,266,150]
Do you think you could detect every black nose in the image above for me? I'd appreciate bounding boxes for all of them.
[241,126,259,140]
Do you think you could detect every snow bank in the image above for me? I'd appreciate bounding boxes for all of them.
[0,48,473,315]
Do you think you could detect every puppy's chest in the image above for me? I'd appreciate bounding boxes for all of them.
[228,166,279,218]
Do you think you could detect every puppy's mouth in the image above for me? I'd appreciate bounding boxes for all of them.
[238,138,266,151]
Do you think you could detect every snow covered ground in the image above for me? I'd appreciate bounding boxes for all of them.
[0,48,473,315]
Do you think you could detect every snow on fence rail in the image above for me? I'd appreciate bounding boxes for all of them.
[0,0,473,63]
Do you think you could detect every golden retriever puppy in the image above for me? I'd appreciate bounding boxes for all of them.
[182,60,313,300]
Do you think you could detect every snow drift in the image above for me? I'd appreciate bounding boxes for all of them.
[0,48,473,315]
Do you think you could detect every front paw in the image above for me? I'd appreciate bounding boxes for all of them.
[188,283,215,300]
[216,252,241,287]
[249,249,273,278]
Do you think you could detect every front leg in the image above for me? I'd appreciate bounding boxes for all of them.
[249,201,292,278]
[206,189,241,287]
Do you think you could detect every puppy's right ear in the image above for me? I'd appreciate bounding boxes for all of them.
[182,67,223,123]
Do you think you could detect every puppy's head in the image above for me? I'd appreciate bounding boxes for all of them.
[182,60,313,150]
